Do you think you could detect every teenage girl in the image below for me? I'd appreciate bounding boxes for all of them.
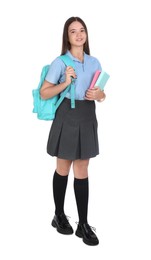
[40,16,106,246]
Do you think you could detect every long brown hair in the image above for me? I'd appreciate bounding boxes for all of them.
[61,17,90,55]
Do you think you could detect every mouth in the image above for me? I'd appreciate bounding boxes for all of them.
[76,38,83,41]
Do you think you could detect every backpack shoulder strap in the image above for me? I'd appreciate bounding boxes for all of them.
[37,65,50,89]
[58,54,75,108]
[59,54,75,69]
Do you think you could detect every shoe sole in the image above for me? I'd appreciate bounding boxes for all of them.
[52,219,73,235]
[75,230,99,246]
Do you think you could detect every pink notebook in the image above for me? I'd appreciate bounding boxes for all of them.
[89,70,101,89]
[89,70,110,90]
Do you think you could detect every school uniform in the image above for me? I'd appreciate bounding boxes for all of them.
[45,51,102,160]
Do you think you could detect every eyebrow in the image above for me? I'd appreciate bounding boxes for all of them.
[69,27,85,32]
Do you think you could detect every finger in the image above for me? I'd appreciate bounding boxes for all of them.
[86,89,95,95]
[84,96,94,101]
[85,93,95,100]
[66,66,73,69]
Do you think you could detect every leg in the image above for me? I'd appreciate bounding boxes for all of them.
[56,158,72,176]
[73,159,99,246]
[73,159,89,224]
[51,158,73,235]
[73,159,89,179]
[53,158,72,215]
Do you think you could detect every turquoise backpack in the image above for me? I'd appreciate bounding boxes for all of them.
[32,54,75,120]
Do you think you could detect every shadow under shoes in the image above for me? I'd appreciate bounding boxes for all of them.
[51,213,73,235]
[75,223,99,246]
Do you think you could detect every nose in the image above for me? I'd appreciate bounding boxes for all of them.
[76,31,82,37]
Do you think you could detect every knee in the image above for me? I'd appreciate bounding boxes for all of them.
[56,158,72,176]
[73,159,89,179]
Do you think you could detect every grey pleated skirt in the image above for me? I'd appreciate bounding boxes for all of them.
[47,98,99,160]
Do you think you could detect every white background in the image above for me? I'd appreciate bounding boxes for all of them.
[0,0,151,259]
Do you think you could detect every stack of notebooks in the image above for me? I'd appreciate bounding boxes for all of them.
[89,70,110,90]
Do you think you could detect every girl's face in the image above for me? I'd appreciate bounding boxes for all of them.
[68,21,87,48]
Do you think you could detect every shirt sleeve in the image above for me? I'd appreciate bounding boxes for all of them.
[45,57,66,84]
[93,57,102,71]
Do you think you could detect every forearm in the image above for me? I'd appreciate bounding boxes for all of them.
[40,82,68,100]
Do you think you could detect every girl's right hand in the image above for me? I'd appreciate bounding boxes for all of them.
[65,66,77,85]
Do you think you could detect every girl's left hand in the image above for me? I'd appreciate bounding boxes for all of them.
[85,87,106,102]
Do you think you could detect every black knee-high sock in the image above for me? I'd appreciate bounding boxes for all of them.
[53,171,68,216]
[74,177,89,224]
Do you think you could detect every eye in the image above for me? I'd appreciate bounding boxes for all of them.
[70,30,76,34]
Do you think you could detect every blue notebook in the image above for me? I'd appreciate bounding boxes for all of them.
[95,71,110,90]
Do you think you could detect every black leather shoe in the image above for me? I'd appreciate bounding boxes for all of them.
[51,213,73,235]
[75,223,99,246]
